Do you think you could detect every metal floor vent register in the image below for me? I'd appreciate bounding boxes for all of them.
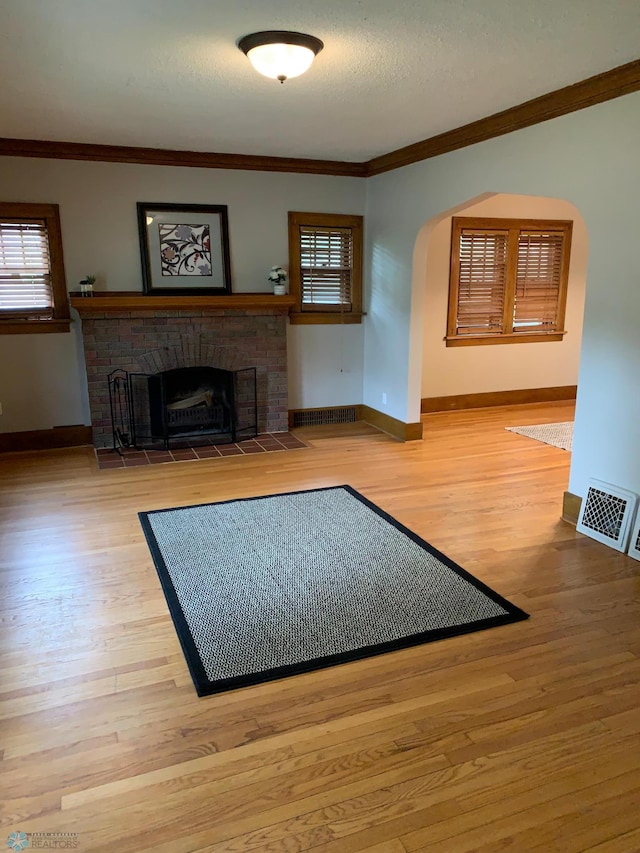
[627,512,640,562]
[292,407,358,428]
[576,479,638,552]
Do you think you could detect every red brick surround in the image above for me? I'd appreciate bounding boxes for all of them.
[75,304,289,448]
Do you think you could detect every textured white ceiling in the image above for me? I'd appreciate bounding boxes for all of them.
[0,0,638,162]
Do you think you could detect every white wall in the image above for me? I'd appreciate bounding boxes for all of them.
[421,193,587,399]
[0,158,365,431]
[364,91,640,498]
[0,332,87,432]
[287,324,364,409]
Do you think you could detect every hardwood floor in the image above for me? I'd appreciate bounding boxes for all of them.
[2,401,639,852]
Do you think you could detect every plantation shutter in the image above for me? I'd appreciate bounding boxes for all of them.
[0,219,53,317]
[455,228,508,334]
[513,230,564,332]
[299,225,352,311]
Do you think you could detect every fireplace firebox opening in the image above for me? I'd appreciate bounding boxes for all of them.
[108,366,257,451]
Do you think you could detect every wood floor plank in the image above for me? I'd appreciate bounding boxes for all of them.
[2,402,640,851]
[586,827,640,853]
[402,736,640,850]
[408,773,640,852]
[60,722,429,810]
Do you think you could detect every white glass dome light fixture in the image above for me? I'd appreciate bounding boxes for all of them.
[238,31,324,83]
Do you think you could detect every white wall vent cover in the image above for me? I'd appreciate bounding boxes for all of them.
[626,510,640,561]
[576,479,638,552]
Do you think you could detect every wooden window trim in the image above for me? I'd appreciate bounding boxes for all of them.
[446,216,572,347]
[0,202,70,335]
[445,331,566,347]
[289,311,365,325]
[288,211,363,325]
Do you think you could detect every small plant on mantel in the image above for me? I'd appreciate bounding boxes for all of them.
[268,265,288,295]
[79,274,96,296]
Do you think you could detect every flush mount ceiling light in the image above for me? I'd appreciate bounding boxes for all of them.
[238,31,324,83]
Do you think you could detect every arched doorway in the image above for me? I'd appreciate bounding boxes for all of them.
[410,193,588,416]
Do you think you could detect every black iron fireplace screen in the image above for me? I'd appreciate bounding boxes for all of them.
[109,366,257,450]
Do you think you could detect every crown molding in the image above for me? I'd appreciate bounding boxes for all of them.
[0,59,638,178]
[0,137,367,178]
[365,57,640,176]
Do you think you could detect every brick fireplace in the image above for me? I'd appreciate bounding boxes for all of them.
[71,293,293,449]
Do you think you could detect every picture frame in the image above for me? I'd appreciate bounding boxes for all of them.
[137,202,232,295]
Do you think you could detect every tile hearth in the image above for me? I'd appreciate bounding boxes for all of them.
[95,432,307,469]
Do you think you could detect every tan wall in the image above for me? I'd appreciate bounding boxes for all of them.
[421,193,588,399]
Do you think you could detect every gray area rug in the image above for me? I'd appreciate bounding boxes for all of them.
[506,421,573,451]
[139,486,528,695]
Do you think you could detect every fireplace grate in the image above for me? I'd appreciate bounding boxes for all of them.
[167,404,226,428]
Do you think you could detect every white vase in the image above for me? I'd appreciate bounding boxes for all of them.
[273,283,287,296]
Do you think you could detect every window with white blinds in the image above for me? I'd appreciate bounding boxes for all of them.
[456,229,508,335]
[288,212,363,324]
[0,220,53,316]
[299,225,352,310]
[514,230,565,330]
[447,217,572,345]
[0,203,69,332]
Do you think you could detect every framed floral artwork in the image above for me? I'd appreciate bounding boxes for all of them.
[137,203,232,295]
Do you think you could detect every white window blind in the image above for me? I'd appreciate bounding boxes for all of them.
[0,219,53,316]
[299,225,353,311]
[456,229,508,335]
[514,230,564,331]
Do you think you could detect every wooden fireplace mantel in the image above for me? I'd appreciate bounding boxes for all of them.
[69,291,296,314]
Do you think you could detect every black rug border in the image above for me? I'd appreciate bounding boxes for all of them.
[138,484,529,697]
